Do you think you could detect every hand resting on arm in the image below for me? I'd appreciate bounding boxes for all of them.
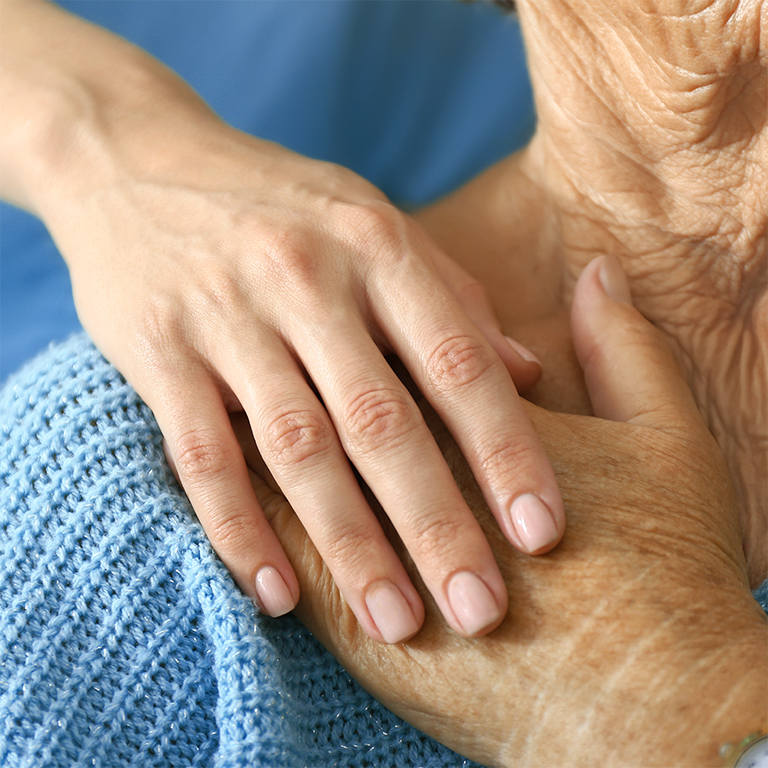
[0,0,564,642]
[417,0,767,585]
[237,256,767,768]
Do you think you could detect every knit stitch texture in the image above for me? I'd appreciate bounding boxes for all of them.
[0,334,478,768]
[1,335,766,767]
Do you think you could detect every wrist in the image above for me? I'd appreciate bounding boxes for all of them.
[0,0,226,219]
[504,591,768,768]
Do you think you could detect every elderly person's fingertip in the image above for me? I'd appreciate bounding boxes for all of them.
[596,255,633,305]
[502,335,543,392]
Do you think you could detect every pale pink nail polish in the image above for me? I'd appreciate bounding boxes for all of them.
[506,493,560,554]
[447,571,502,636]
[365,581,420,644]
[504,336,542,366]
[254,567,295,617]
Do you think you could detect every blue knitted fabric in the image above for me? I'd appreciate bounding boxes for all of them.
[2,336,767,767]
[0,334,480,768]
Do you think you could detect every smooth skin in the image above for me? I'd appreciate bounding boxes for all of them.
[238,256,767,768]
[0,0,565,642]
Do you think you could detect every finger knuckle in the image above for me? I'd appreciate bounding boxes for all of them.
[263,228,319,290]
[205,508,258,556]
[133,294,185,359]
[343,387,416,454]
[402,511,467,565]
[134,275,244,364]
[476,439,542,484]
[262,406,334,471]
[196,267,247,313]
[320,522,381,573]
[426,334,495,393]
[337,201,409,267]
[174,428,234,482]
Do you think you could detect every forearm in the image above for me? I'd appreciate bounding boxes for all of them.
[0,0,234,217]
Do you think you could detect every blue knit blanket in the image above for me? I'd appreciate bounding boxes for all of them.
[2,335,767,767]
[0,335,480,768]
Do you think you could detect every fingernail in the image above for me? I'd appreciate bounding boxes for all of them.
[504,336,542,367]
[254,567,296,617]
[447,571,502,636]
[506,493,560,554]
[598,255,633,305]
[365,581,421,644]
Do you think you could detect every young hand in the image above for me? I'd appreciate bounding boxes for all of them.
[0,0,565,642]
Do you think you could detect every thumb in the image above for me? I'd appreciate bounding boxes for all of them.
[430,248,542,393]
[571,255,703,435]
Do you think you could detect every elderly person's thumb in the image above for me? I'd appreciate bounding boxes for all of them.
[570,255,704,438]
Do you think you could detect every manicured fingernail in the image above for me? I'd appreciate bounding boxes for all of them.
[506,493,560,554]
[598,255,633,305]
[447,571,502,636]
[254,567,295,617]
[365,581,421,644]
[504,336,542,367]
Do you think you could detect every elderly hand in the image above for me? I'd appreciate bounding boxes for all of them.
[417,0,767,585]
[238,256,767,767]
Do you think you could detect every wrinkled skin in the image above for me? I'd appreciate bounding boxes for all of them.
[417,0,767,586]
[238,259,766,767]
[236,4,767,764]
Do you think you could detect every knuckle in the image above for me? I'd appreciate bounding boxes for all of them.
[261,406,334,471]
[426,334,496,393]
[173,428,234,482]
[337,201,409,266]
[343,387,417,454]
[402,511,467,565]
[320,522,381,573]
[195,267,247,313]
[476,439,542,484]
[205,508,257,556]
[134,294,185,359]
[133,276,246,365]
[263,229,318,289]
